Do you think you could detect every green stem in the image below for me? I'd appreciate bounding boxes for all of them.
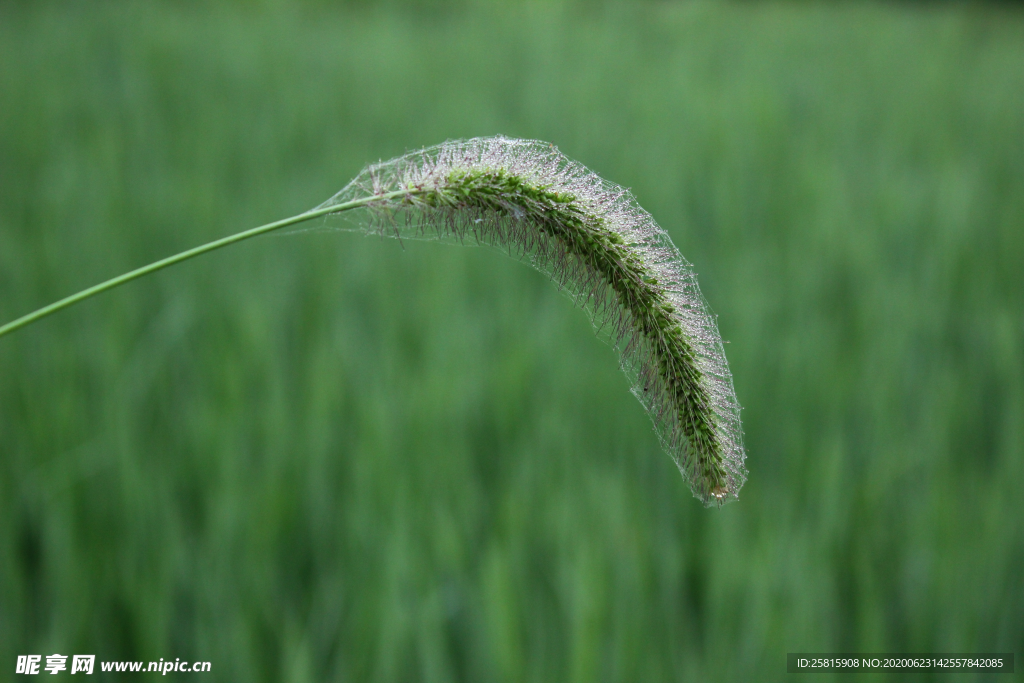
[0,190,412,340]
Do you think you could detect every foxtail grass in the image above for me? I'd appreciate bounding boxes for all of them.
[0,136,746,506]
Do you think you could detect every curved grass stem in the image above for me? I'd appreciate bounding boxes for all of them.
[0,136,746,505]
[0,190,412,340]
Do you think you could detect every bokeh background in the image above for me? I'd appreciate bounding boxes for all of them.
[1,0,1022,681]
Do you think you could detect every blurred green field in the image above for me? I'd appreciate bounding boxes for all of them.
[1,1,1023,681]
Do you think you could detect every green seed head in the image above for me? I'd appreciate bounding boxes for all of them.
[320,137,746,506]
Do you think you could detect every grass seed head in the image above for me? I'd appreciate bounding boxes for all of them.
[320,136,747,506]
